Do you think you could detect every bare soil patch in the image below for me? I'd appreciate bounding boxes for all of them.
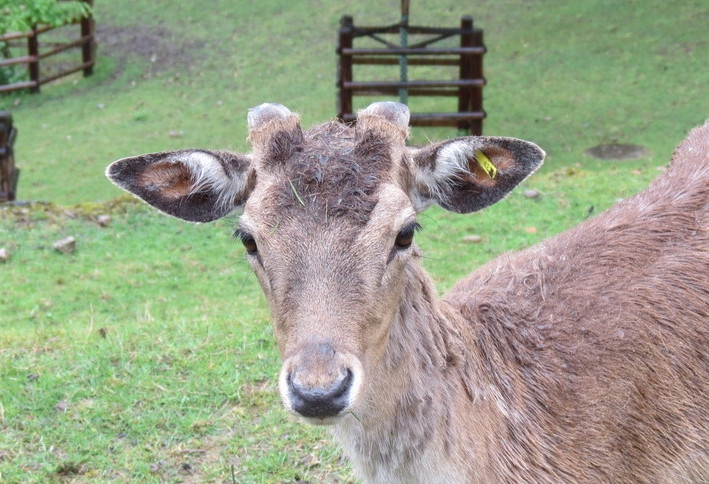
[585,143,648,161]
[95,24,205,78]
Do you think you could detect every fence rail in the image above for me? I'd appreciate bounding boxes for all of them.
[336,14,486,135]
[0,0,95,94]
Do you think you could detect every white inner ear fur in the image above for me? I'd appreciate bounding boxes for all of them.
[171,150,249,212]
[411,140,481,212]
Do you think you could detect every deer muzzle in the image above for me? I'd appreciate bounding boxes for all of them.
[278,340,363,422]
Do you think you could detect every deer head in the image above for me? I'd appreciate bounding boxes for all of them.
[106,102,544,423]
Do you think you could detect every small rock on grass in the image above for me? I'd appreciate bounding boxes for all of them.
[53,236,76,254]
[55,400,69,412]
[462,235,483,243]
[96,214,111,227]
[524,189,540,199]
[0,247,9,262]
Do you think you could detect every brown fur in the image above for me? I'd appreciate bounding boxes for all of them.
[358,123,709,483]
[106,104,709,483]
[266,121,392,224]
[258,120,709,483]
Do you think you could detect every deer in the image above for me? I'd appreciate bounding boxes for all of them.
[106,101,709,483]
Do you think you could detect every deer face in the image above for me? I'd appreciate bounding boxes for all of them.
[106,102,544,423]
[239,181,420,421]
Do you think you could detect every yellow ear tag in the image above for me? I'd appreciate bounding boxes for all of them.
[475,151,497,179]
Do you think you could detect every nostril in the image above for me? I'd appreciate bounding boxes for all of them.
[328,368,351,397]
[288,369,353,418]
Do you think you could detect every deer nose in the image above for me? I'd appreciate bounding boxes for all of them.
[287,368,353,418]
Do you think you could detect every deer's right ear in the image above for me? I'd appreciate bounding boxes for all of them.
[106,149,253,222]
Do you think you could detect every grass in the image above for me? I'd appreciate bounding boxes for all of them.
[1,0,708,482]
[1,202,352,483]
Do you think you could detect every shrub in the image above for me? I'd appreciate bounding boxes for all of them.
[0,0,91,35]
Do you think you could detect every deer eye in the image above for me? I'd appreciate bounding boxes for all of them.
[235,229,258,255]
[394,222,421,250]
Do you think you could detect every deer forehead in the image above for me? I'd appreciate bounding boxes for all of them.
[242,120,412,230]
[240,182,415,248]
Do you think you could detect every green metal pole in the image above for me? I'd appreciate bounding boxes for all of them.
[399,0,409,105]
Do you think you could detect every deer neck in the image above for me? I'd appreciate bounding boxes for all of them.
[330,261,471,481]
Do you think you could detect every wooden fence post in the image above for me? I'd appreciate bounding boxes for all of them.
[470,22,485,136]
[0,111,18,202]
[27,26,40,93]
[458,16,473,134]
[337,15,354,122]
[81,0,95,76]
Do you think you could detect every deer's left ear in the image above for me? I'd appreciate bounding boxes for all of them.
[409,136,545,213]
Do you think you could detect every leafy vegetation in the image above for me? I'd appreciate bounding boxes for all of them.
[0,0,707,482]
[0,0,91,34]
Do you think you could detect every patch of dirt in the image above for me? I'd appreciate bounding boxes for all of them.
[95,24,205,79]
[585,143,648,160]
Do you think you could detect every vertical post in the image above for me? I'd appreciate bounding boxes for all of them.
[398,0,410,105]
[458,16,473,135]
[0,111,16,201]
[27,26,40,94]
[470,26,485,136]
[0,111,8,201]
[81,0,95,77]
[337,15,354,122]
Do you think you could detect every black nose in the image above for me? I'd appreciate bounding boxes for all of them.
[288,369,353,418]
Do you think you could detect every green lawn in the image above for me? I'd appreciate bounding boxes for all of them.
[1,0,708,482]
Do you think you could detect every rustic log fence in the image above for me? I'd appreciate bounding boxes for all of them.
[336,14,486,135]
[0,0,95,94]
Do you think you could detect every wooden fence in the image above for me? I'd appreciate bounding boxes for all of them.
[336,15,486,135]
[0,0,95,94]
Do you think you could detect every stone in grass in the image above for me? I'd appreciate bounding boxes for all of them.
[524,189,540,199]
[0,247,9,262]
[96,214,111,227]
[53,236,76,254]
[462,235,483,244]
[55,400,69,412]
